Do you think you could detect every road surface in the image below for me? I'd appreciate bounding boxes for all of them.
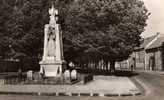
[0,71,164,100]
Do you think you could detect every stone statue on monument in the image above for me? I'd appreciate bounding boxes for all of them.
[46,4,58,57]
[49,5,58,26]
[47,27,56,56]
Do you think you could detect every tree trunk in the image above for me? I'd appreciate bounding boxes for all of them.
[110,60,115,74]
[105,60,108,71]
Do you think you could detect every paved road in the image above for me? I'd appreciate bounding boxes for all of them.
[0,71,164,100]
[135,71,164,96]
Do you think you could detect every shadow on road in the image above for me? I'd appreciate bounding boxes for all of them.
[114,70,138,77]
[77,69,138,77]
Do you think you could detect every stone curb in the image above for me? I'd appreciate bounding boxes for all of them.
[0,91,141,97]
[132,77,151,96]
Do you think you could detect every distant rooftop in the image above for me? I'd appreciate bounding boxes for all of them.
[146,34,164,50]
[134,33,164,50]
[140,34,157,49]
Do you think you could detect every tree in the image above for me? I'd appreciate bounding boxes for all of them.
[0,0,73,71]
[0,0,73,58]
[63,0,149,72]
[0,0,149,72]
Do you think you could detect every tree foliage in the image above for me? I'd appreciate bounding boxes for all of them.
[63,0,149,66]
[0,0,149,71]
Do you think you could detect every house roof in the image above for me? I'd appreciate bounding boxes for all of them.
[134,34,157,50]
[140,35,157,49]
[146,36,164,50]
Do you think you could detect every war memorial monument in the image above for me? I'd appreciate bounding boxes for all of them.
[39,5,66,78]
[38,5,92,84]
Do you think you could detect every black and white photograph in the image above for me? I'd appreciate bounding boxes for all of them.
[0,0,164,100]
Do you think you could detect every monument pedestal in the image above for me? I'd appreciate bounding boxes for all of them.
[39,60,66,77]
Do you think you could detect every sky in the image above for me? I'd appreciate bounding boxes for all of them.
[141,0,164,37]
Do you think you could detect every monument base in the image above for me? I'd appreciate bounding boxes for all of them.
[39,60,66,77]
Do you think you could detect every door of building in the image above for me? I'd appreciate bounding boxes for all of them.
[149,56,155,70]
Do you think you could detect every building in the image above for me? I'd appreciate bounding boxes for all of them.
[132,34,157,70]
[145,35,164,71]
[133,33,164,71]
